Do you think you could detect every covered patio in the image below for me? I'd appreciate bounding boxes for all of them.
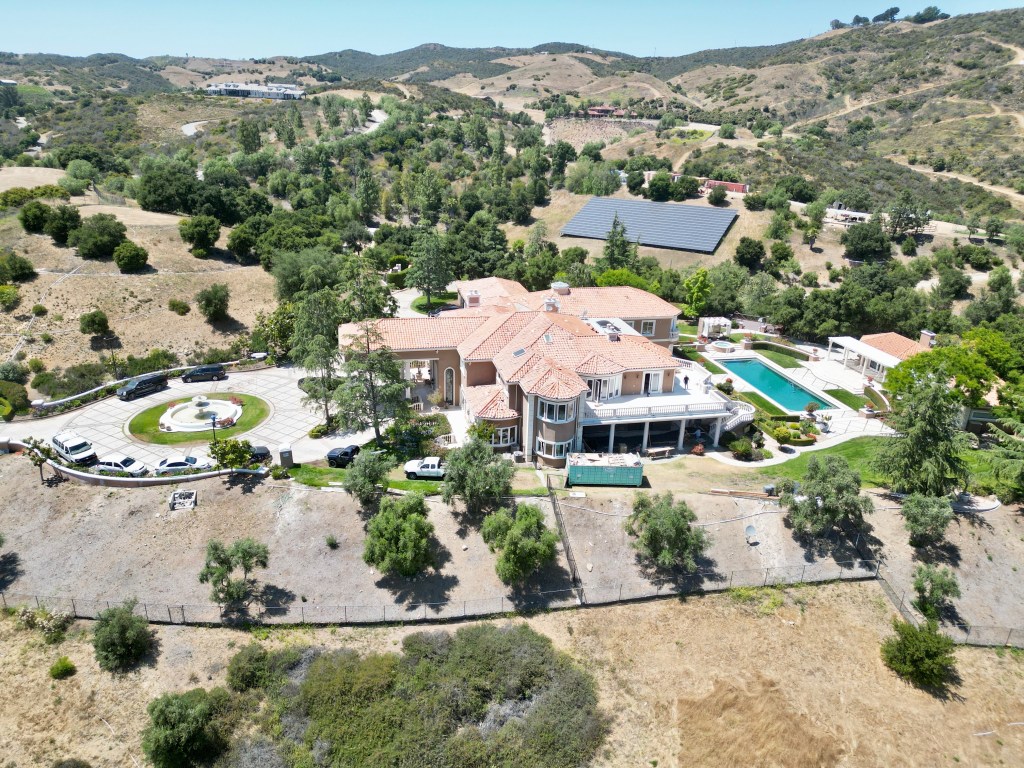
[826,336,903,383]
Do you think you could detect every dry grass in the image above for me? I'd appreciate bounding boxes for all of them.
[0,166,66,193]
[0,210,274,373]
[2,582,1021,767]
[675,675,843,767]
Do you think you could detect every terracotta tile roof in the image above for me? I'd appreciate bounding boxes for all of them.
[518,358,589,399]
[860,332,927,361]
[339,317,480,352]
[457,311,540,360]
[463,384,519,420]
[519,286,680,319]
[453,277,529,306]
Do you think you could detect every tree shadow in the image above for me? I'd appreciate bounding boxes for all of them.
[89,334,122,352]
[372,537,459,608]
[506,559,576,610]
[953,510,994,533]
[224,472,265,494]
[0,551,23,591]
[201,247,244,267]
[209,316,248,334]
[256,582,297,609]
[913,540,961,568]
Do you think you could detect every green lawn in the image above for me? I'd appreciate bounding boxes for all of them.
[735,391,786,417]
[127,393,270,445]
[758,437,888,485]
[756,436,999,492]
[677,347,725,374]
[824,389,869,410]
[411,291,458,315]
[756,349,804,369]
[288,465,348,487]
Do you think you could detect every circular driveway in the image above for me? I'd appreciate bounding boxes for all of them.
[4,366,376,467]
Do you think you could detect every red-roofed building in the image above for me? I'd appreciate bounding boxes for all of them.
[341,280,754,466]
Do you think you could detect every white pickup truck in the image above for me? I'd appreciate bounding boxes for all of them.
[403,456,446,479]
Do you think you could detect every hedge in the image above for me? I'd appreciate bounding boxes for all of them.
[752,341,810,361]
[0,380,30,417]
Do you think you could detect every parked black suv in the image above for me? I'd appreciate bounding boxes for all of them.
[182,364,226,383]
[116,372,168,401]
[326,445,360,468]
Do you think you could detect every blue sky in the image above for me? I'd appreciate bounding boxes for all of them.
[6,1,1022,59]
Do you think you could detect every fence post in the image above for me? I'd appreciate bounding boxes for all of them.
[463,600,467,617]
[838,564,845,579]
[763,569,769,587]
[343,605,347,623]
[143,603,148,621]
[618,583,622,602]
[35,595,40,609]
[71,598,77,617]
[800,565,806,583]
[501,596,505,612]
[1007,628,1013,647]
[168,606,173,623]
[898,591,905,614]
[728,571,733,589]
[874,561,880,577]
[301,606,305,623]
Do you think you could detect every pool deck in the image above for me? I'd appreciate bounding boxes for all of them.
[703,350,844,414]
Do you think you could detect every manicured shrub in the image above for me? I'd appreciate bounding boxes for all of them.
[18,200,51,233]
[729,437,753,460]
[49,656,77,680]
[196,283,230,322]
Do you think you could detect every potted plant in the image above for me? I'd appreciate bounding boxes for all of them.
[427,389,445,411]
[742,332,754,350]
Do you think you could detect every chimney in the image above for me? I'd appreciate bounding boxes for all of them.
[550,281,570,296]
[919,329,936,348]
[466,289,480,308]
[543,297,559,313]
[608,333,620,342]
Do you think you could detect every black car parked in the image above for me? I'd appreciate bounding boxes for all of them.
[116,372,168,400]
[326,445,360,468]
[182,364,226,383]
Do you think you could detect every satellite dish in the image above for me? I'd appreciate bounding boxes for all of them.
[745,525,757,545]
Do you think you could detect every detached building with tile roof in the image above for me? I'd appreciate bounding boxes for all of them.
[826,330,933,382]
[340,279,754,467]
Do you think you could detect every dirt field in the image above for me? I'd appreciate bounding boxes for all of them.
[0,166,66,193]
[561,492,872,602]
[868,496,1024,631]
[1,581,1022,767]
[0,455,567,616]
[0,210,274,373]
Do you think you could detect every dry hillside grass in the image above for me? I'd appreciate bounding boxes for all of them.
[157,56,318,89]
[0,207,274,373]
[1,582,1021,767]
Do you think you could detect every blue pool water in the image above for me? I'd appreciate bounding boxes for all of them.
[719,358,829,412]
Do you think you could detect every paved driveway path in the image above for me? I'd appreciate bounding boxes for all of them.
[3,366,375,467]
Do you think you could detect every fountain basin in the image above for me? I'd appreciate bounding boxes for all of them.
[710,340,734,353]
[159,395,243,432]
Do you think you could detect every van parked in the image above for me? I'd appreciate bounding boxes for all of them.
[116,372,168,401]
[182,364,226,383]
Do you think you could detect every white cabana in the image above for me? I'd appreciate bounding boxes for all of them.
[826,336,902,381]
[698,317,732,339]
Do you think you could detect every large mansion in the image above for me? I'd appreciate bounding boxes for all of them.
[340,279,754,467]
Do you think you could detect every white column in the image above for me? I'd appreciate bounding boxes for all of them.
[608,422,616,453]
[642,422,650,452]
[677,419,687,450]
[712,417,723,447]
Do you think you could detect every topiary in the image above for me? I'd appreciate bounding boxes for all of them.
[772,426,791,444]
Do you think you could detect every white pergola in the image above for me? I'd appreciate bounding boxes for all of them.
[826,336,903,381]
[698,316,732,339]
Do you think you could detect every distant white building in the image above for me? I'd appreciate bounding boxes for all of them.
[204,82,304,100]
[0,79,17,86]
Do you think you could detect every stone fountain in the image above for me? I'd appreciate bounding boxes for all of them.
[158,395,243,433]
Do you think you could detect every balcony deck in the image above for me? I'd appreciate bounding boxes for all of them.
[581,373,735,424]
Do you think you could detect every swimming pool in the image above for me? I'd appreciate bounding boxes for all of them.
[719,358,830,412]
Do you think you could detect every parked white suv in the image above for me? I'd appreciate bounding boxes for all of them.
[51,430,98,465]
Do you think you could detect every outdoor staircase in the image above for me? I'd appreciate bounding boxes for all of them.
[724,401,756,432]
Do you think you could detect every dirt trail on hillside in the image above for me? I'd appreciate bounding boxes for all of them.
[887,156,1024,209]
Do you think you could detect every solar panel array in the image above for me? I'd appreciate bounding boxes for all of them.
[560,197,738,253]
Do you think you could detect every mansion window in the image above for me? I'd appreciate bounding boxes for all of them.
[491,425,518,446]
[538,398,575,423]
[535,437,573,459]
[640,320,656,336]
